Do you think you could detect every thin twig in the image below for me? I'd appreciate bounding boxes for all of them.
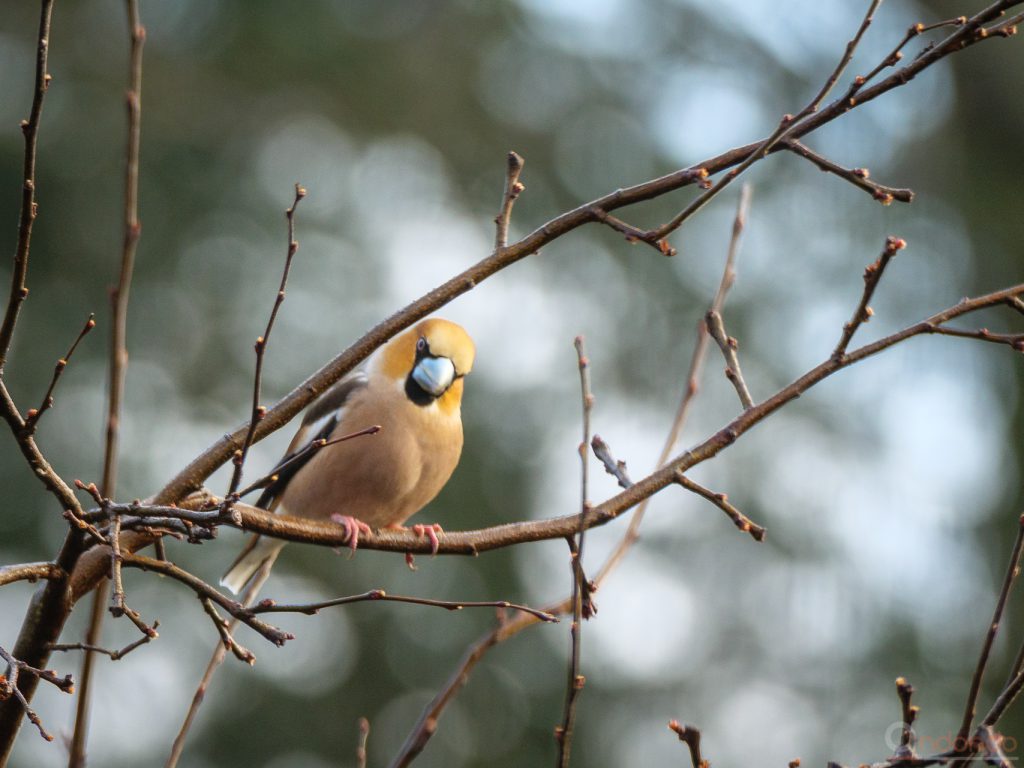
[49,624,158,662]
[121,554,292,647]
[225,184,307,503]
[956,514,1024,743]
[199,598,255,665]
[855,17,970,93]
[894,676,918,758]
[675,472,766,541]
[390,612,541,768]
[981,665,1024,729]
[0,0,55,369]
[989,9,1024,35]
[164,559,274,768]
[598,186,751,578]
[783,139,914,204]
[246,590,558,623]
[1006,296,1024,317]
[555,336,594,767]
[234,424,382,498]
[669,720,708,768]
[641,0,883,244]
[71,4,145,763]
[590,205,675,256]
[705,310,755,410]
[925,325,1024,349]
[0,645,72,743]
[834,235,906,358]
[494,152,524,251]
[22,314,95,434]
[108,503,126,617]
[978,726,1013,768]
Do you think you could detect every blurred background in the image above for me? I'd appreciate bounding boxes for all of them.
[1,1,1022,766]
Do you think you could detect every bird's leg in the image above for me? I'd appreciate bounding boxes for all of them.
[330,513,373,552]
[385,522,444,570]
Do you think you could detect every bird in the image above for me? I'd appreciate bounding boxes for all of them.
[221,317,475,595]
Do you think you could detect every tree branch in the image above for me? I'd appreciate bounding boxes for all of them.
[0,0,55,369]
[0,563,64,588]
[834,236,906,358]
[783,139,914,204]
[225,183,306,503]
[956,514,1024,743]
[493,151,524,251]
[246,590,558,623]
[675,472,765,542]
[705,309,755,409]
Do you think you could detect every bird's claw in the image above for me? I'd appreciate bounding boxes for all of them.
[330,513,372,552]
[412,523,444,556]
[387,522,444,570]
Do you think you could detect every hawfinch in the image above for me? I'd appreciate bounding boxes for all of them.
[221,318,475,594]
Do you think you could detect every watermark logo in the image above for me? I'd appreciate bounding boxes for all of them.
[883,722,1018,760]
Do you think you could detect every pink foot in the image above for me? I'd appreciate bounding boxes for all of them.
[386,522,444,570]
[412,523,444,555]
[330,514,372,552]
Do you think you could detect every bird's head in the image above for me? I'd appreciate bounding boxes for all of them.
[378,318,475,410]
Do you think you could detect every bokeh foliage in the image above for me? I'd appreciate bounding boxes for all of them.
[1,1,1022,766]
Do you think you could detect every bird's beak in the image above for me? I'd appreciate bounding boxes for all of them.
[412,356,456,397]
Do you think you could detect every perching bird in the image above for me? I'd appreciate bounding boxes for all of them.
[221,318,475,594]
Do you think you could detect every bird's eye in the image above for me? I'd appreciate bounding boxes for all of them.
[416,337,427,352]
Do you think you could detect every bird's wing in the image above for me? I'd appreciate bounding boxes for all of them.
[253,370,369,510]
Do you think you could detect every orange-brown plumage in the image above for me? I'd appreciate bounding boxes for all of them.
[222,318,475,594]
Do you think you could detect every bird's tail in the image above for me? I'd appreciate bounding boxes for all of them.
[220,535,285,595]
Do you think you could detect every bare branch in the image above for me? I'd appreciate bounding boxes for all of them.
[783,139,914,204]
[0,563,64,588]
[391,611,547,768]
[246,590,558,623]
[0,645,72,743]
[669,720,708,768]
[493,151,524,250]
[676,472,766,542]
[925,325,1024,349]
[120,554,292,647]
[894,676,918,758]
[640,0,883,245]
[705,310,755,410]
[590,205,675,256]
[199,598,255,665]
[49,623,158,662]
[589,187,754,593]
[225,183,307,503]
[1004,295,1024,317]
[21,314,95,434]
[978,726,1013,768]
[164,559,274,768]
[0,0,55,369]
[834,236,906,358]
[234,424,382,499]
[71,3,146,761]
[957,514,1024,742]
[556,336,595,768]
